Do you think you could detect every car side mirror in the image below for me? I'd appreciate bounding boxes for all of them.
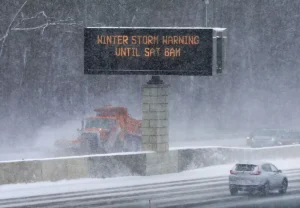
[277,170,282,173]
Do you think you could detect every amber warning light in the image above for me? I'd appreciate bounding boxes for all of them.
[84,27,226,76]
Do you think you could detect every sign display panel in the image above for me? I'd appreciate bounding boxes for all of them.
[84,27,226,76]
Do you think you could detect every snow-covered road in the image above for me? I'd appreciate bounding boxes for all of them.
[1,158,300,208]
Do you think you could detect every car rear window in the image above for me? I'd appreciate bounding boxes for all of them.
[235,164,257,171]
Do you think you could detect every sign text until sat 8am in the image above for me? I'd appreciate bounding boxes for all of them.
[97,35,200,57]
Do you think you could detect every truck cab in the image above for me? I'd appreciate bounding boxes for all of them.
[78,116,122,153]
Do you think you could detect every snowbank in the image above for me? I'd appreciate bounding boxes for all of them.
[1,145,300,186]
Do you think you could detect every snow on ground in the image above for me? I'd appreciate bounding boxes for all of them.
[169,138,247,149]
[0,150,155,163]
[170,144,300,150]
[3,143,300,163]
[1,142,299,162]
[1,157,300,200]
[0,138,247,162]
[0,139,246,162]
[0,128,247,162]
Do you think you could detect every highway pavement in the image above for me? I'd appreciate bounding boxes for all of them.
[1,168,300,208]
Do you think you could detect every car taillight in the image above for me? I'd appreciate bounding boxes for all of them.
[230,170,237,174]
[250,170,261,175]
[250,167,261,175]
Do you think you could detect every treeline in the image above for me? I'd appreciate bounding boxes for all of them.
[1,0,300,144]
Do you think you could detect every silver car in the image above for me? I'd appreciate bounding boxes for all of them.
[228,161,288,196]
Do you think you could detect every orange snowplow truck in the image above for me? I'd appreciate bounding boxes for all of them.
[55,106,142,154]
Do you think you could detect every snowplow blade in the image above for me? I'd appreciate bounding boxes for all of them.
[54,139,82,148]
[53,139,86,156]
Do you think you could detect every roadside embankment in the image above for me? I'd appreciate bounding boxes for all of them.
[0,145,299,185]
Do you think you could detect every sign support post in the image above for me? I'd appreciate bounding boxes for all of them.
[141,76,169,152]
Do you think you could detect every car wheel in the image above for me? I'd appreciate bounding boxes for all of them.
[230,187,238,196]
[262,182,270,196]
[279,178,288,194]
[248,190,255,195]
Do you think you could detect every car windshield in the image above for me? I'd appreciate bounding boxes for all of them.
[235,164,257,171]
[85,118,116,129]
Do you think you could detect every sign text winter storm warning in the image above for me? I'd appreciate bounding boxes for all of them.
[84,27,224,76]
[97,35,200,57]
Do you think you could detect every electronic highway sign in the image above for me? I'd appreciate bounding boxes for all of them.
[84,27,226,76]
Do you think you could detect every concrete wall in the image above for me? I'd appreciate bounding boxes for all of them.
[0,157,89,184]
[0,152,148,184]
[87,154,146,178]
[41,157,88,181]
[146,150,178,175]
[0,161,42,184]
[178,148,254,172]
[1,145,300,185]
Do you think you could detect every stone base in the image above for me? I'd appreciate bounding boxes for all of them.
[142,81,170,153]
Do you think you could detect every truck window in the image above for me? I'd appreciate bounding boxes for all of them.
[85,118,116,129]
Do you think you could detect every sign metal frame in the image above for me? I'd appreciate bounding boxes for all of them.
[84,27,226,76]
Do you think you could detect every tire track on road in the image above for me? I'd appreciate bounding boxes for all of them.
[1,168,300,208]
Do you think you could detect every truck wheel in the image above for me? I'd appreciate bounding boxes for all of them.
[79,140,90,155]
[89,137,98,154]
[124,136,141,152]
[132,137,141,152]
[114,136,124,152]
